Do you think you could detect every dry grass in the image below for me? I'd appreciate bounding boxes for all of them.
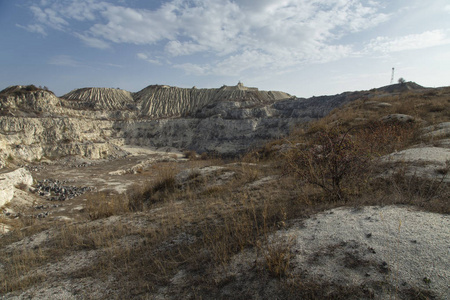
[6,154,441,297]
[86,192,130,220]
[0,248,47,293]
[261,236,293,278]
[2,158,447,298]
[317,87,450,129]
[365,168,450,214]
[52,221,129,251]
[234,162,262,183]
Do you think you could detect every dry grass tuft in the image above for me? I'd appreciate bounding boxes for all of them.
[367,168,450,214]
[86,191,130,220]
[261,236,293,278]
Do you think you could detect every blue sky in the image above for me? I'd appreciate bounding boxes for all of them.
[1,0,449,97]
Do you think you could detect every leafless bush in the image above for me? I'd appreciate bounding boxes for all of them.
[284,125,373,201]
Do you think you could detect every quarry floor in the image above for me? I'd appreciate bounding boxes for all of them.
[7,146,193,223]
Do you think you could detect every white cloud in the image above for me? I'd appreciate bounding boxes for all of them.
[59,0,107,21]
[165,41,209,56]
[48,55,81,67]
[136,53,162,65]
[136,53,147,60]
[74,33,110,49]
[173,63,211,76]
[29,6,49,23]
[88,4,178,44]
[367,30,450,53]
[105,63,123,68]
[16,24,47,36]
[30,5,68,31]
[21,0,391,76]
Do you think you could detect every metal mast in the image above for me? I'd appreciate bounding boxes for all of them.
[390,67,395,84]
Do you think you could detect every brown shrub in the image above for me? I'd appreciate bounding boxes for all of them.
[284,125,373,201]
[183,150,198,160]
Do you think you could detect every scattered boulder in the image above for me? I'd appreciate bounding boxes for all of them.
[380,114,415,124]
[421,122,450,140]
[385,147,450,164]
[364,101,392,109]
[382,146,450,181]
[176,166,226,183]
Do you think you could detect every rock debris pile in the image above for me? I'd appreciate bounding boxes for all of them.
[35,179,92,201]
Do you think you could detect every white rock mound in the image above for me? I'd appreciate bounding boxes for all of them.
[0,168,33,207]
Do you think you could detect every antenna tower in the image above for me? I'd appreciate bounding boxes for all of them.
[390,67,395,85]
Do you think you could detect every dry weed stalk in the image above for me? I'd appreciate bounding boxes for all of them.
[262,236,294,278]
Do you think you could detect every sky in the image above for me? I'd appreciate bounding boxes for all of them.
[0,0,449,98]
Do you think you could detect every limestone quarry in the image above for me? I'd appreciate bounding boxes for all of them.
[0,81,449,299]
[0,82,365,164]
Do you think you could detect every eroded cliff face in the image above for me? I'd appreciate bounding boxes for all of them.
[134,84,291,118]
[114,116,291,154]
[0,83,358,163]
[62,87,135,111]
[0,116,126,162]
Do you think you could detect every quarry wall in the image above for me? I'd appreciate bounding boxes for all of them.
[0,83,353,162]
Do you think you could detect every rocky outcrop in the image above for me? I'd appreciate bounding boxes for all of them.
[0,116,126,161]
[376,81,426,93]
[60,84,292,119]
[135,85,218,118]
[115,89,360,154]
[0,86,64,116]
[0,86,133,120]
